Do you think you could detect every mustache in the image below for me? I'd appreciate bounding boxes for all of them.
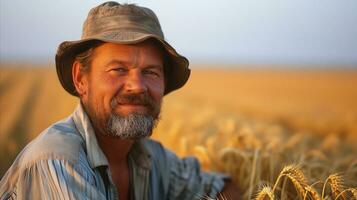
[110,92,157,112]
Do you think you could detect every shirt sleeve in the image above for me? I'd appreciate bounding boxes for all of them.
[165,149,229,200]
[14,156,106,200]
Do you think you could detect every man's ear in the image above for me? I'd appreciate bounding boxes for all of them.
[72,61,88,97]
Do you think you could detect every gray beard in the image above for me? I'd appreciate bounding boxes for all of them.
[105,113,158,139]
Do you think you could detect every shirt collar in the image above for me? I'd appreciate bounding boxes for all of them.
[72,103,108,168]
[72,103,152,169]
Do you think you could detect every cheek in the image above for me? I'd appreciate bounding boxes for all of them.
[87,73,120,111]
[101,75,128,109]
[94,73,122,94]
[147,78,165,98]
[151,80,164,115]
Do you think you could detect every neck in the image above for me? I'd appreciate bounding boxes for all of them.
[95,133,134,165]
[80,101,134,165]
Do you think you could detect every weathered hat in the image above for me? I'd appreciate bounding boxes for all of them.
[56,1,190,96]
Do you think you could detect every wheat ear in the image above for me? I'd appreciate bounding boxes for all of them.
[303,185,321,200]
[255,186,275,200]
[334,188,357,200]
[272,165,308,198]
[322,173,344,199]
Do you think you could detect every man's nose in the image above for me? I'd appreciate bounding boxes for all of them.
[124,71,148,94]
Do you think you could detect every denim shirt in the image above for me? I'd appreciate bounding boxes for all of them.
[0,104,227,200]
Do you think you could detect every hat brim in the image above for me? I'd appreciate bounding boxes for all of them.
[55,32,190,96]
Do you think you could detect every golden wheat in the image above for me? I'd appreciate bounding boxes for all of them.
[303,185,321,200]
[334,188,357,200]
[322,173,344,199]
[255,186,275,200]
[272,165,308,197]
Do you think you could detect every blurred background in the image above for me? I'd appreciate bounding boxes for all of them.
[1,0,357,197]
[1,0,357,66]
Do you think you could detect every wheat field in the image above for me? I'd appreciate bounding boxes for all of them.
[0,65,356,199]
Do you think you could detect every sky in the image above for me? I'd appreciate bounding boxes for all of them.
[1,0,357,67]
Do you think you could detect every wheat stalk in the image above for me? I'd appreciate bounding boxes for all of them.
[321,173,344,199]
[255,186,275,200]
[303,185,321,200]
[248,149,260,200]
[352,188,357,199]
[334,188,357,200]
[272,165,308,198]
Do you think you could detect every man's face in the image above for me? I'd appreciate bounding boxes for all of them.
[78,41,165,139]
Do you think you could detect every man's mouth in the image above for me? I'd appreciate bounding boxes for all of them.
[118,103,146,107]
[110,93,157,116]
[116,103,148,113]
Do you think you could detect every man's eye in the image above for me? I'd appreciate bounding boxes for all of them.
[113,68,127,73]
[143,69,160,77]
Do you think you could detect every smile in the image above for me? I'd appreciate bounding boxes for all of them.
[117,103,148,112]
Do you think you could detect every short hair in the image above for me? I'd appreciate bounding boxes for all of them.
[74,41,104,74]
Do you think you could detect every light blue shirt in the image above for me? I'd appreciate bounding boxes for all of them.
[0,104,227,199]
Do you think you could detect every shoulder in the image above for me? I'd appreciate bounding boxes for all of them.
[17,116,85,169]
[0,116,91,198]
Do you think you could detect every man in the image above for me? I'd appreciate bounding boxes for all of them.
[0,2,240,199]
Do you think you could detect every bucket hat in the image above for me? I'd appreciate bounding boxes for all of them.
[56,1,190,96]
